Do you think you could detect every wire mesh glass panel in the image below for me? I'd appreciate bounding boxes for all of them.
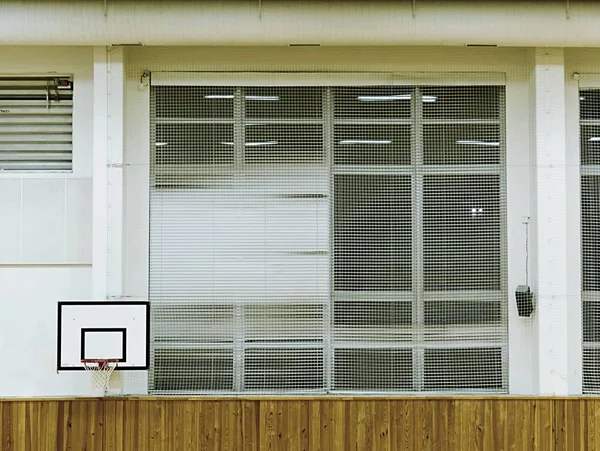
[244,87,322,119]
[423,175,502,292]
[244,348,324,391]
[334,300,412,326]
[581,125,600,166]
[334,174,412,291]
[152,304,234,344]
[333,348,413,391]
[583,348,600,393]
[244,304,324,342]
[580,90,600,120]
[244,124,324,164]
[334,124,411,165]
[424,299,501,326]
[421,86,501,120]
[423,348,503,391]
[155,123,234,165]
[582,176,600,292]
[152,348,234,392]
[423,124,501,165]
[332,86,413,119]
[584,301,600,342]
[154,86,234,119]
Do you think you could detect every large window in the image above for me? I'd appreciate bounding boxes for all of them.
[149,81,507,394]
[581,89,600,393]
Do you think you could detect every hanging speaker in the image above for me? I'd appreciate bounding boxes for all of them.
[515,285,534,317]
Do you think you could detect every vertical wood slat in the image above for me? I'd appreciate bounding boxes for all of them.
[0,397,595,450]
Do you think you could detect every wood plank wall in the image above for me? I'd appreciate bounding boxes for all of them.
[0,397,597,450]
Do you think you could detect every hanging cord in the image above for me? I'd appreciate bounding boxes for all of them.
[524,217,530,286]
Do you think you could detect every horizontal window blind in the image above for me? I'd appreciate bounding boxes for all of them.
[0,76,73,171]
[149,81,507,394]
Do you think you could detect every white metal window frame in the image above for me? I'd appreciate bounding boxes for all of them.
[147,71,509,394]
[151,71,506,87]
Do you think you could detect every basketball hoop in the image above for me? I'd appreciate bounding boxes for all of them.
[81,359,118,392]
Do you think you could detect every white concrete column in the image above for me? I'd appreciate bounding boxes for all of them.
[92,46,125,301]
[92,46,109,300]
[532,48,569,394]
[106,46,125,300]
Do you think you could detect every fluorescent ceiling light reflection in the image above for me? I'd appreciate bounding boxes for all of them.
[221,141,279,146]
[358,94,411,101]
[204,95,280,101]
[456,140,500,147]
[155,142,168,146]
[339,139,392,145]
[589,137,600,142]
[245,95,280,101]
[356,94,437,102]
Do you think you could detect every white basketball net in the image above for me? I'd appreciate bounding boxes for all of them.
[82,360,117,392]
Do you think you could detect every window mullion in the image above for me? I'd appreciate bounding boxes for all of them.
[233,87,244,392]
[413,86,425,392]
[325,87,334,393]
[234,87,245,169]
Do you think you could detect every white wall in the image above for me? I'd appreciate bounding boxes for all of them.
[123,46,537,394]
[0,43,585,397]
[0,1,598,47]
[0,46,94,396]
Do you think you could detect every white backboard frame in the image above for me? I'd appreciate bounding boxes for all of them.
[57,301,150,371]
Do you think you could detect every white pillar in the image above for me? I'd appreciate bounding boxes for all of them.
[92,46,125,301]
[532,48,569,394]
[92,46,109,300]
[106,46,125,300]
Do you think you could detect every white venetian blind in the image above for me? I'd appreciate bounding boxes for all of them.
[0,76,73,171]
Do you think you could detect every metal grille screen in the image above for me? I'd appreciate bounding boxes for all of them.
[0,76,73,171]
[581,88,600,393]
[149,82,507,394]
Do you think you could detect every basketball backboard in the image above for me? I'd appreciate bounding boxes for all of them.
[57,301,150,371]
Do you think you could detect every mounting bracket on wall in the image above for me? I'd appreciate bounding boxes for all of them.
[565,0,570,19]
[412,0,416,17]
[103,0,107,17]
[138,70,150,91]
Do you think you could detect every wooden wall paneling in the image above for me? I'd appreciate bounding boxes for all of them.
[242,400,259,450]
[372,400,391,450]
[554,399,586,451]
[103,400,124,451]
[586,399,600,450]
[1,397,600,450]
[1,401,25,451]
[534,399,554,451]
[26,400,60,451]
[315,399,345,450]
[58,400,104,451]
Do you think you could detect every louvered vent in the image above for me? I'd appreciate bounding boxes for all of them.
[0,76,73,171]
[149,81,507,395]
